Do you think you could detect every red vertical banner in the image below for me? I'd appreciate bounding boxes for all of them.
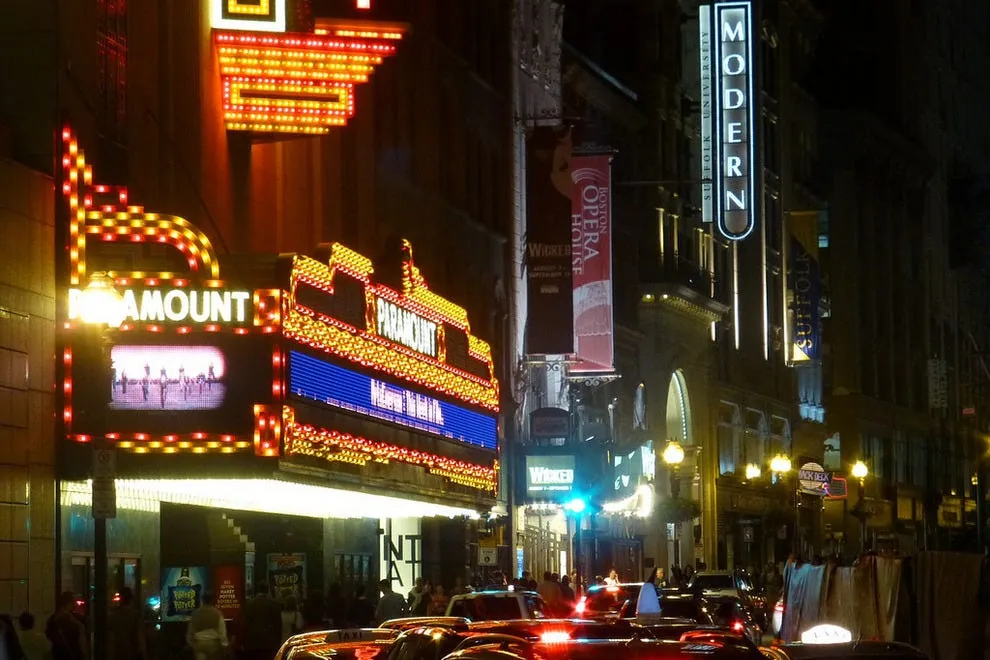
[570,155,614,373]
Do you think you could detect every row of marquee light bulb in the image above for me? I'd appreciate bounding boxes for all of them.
[65,277,498,490]
[659,441,870,483]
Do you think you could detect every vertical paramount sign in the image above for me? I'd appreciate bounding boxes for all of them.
[701,1,757,241]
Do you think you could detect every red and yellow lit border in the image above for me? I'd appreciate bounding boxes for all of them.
[61,127,276,454]
[285,241,499,411]
[283,407,497,493]
[213,26,403,134]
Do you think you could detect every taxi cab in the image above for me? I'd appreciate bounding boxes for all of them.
[758,625,930,660]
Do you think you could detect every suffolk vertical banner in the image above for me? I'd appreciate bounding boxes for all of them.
[570,154,614,373]
[525,126,574,355]
[790,235,821,362]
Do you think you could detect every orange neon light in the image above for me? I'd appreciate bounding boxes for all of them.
[285,241,499,411]
[213,28,403,134]
[62,127,223,286]
[283,407,497,492]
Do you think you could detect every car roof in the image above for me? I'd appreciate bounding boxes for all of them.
[768,641,928,659]
[588,582,643,590]
[380,616,470,630]
[454,590,539,599]
[691,571,733,577]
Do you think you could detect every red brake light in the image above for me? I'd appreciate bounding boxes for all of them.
[731,621,745,632]
[540,631,570,644]
[574,597,586,614]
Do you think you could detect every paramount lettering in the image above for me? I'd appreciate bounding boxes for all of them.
[375,297,438,358]
[68,288,252,324]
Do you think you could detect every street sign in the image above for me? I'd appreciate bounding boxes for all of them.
[92,449,117,480]
[478,547,497,566]
[92,477,117,519]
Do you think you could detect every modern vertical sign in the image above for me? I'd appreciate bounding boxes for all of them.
[701,1,757,241]
[570,154,614,373]
[699,8,714,223]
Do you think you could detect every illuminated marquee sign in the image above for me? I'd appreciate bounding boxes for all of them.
[701,1,757,241]
[376,297,438,358]
[210,0,405,135]
[61,126,278,457]
[68,288,253,325]
[525,455,575,494]
[288,351,497,450]
[284,241,499,411]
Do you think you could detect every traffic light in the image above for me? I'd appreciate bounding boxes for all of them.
[563,497,587,514]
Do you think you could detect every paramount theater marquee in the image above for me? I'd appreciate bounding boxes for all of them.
[60,126,499,516]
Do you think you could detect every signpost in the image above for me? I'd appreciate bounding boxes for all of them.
[91,449,117,520]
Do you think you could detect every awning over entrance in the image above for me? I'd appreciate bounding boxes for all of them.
[61,479,481,520]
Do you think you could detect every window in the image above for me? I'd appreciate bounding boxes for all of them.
[717,402,741,476]
[97,0,128,140]
[744,408,767,467]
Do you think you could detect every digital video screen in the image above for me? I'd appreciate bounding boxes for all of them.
[110,345,227,411]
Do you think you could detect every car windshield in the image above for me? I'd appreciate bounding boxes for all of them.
[689,574,734,590]
[449,597,521,621]
[658,599,705,622]
[584,586,639,614]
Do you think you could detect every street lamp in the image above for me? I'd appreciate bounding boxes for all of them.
[770,454,798,555]
[744,463,762,481]
[75,272,125,660]
[662,440,686,567]
[851,460,869,554]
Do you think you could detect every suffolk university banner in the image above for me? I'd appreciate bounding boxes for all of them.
[790,216,821,362]
[525,126,574,356]
[570,154,614,373]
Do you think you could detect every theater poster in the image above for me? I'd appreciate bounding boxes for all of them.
[162,566,208,622]
[267,553,306,603]
[213,565,245,621]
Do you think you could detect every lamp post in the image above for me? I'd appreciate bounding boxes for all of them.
[770,454,795,555]
[75,272,125,660]
[662,440,685,566]
[851,460,870,554]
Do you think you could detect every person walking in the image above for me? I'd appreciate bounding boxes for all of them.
[280,596,303,642]
[45,592,86,660]
[349,584,375,627]
[16,612,49,660]
[375,580,407,624]
[186,591,228,660]
[536,572,562,615]
[241,582,283,660]
[636,568,661,617]
[0,615,25,660]
[108,587,147,660]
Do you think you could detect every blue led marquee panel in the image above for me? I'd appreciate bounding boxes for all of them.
[288,350,497,451]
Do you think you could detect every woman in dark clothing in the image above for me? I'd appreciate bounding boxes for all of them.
[0,615,25,660]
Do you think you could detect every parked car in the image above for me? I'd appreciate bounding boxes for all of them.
[573,583,641,618]
[446,590,547,621]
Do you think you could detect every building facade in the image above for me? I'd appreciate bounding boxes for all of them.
[812,0,990,554]
[0,155,57,619]
[2,0,514,641]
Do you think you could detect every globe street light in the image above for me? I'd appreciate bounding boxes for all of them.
[744,463,762,481]
[770,454,792,475]
[663,440,685,466]
[851,460,869,481]
[75,272,125,660]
